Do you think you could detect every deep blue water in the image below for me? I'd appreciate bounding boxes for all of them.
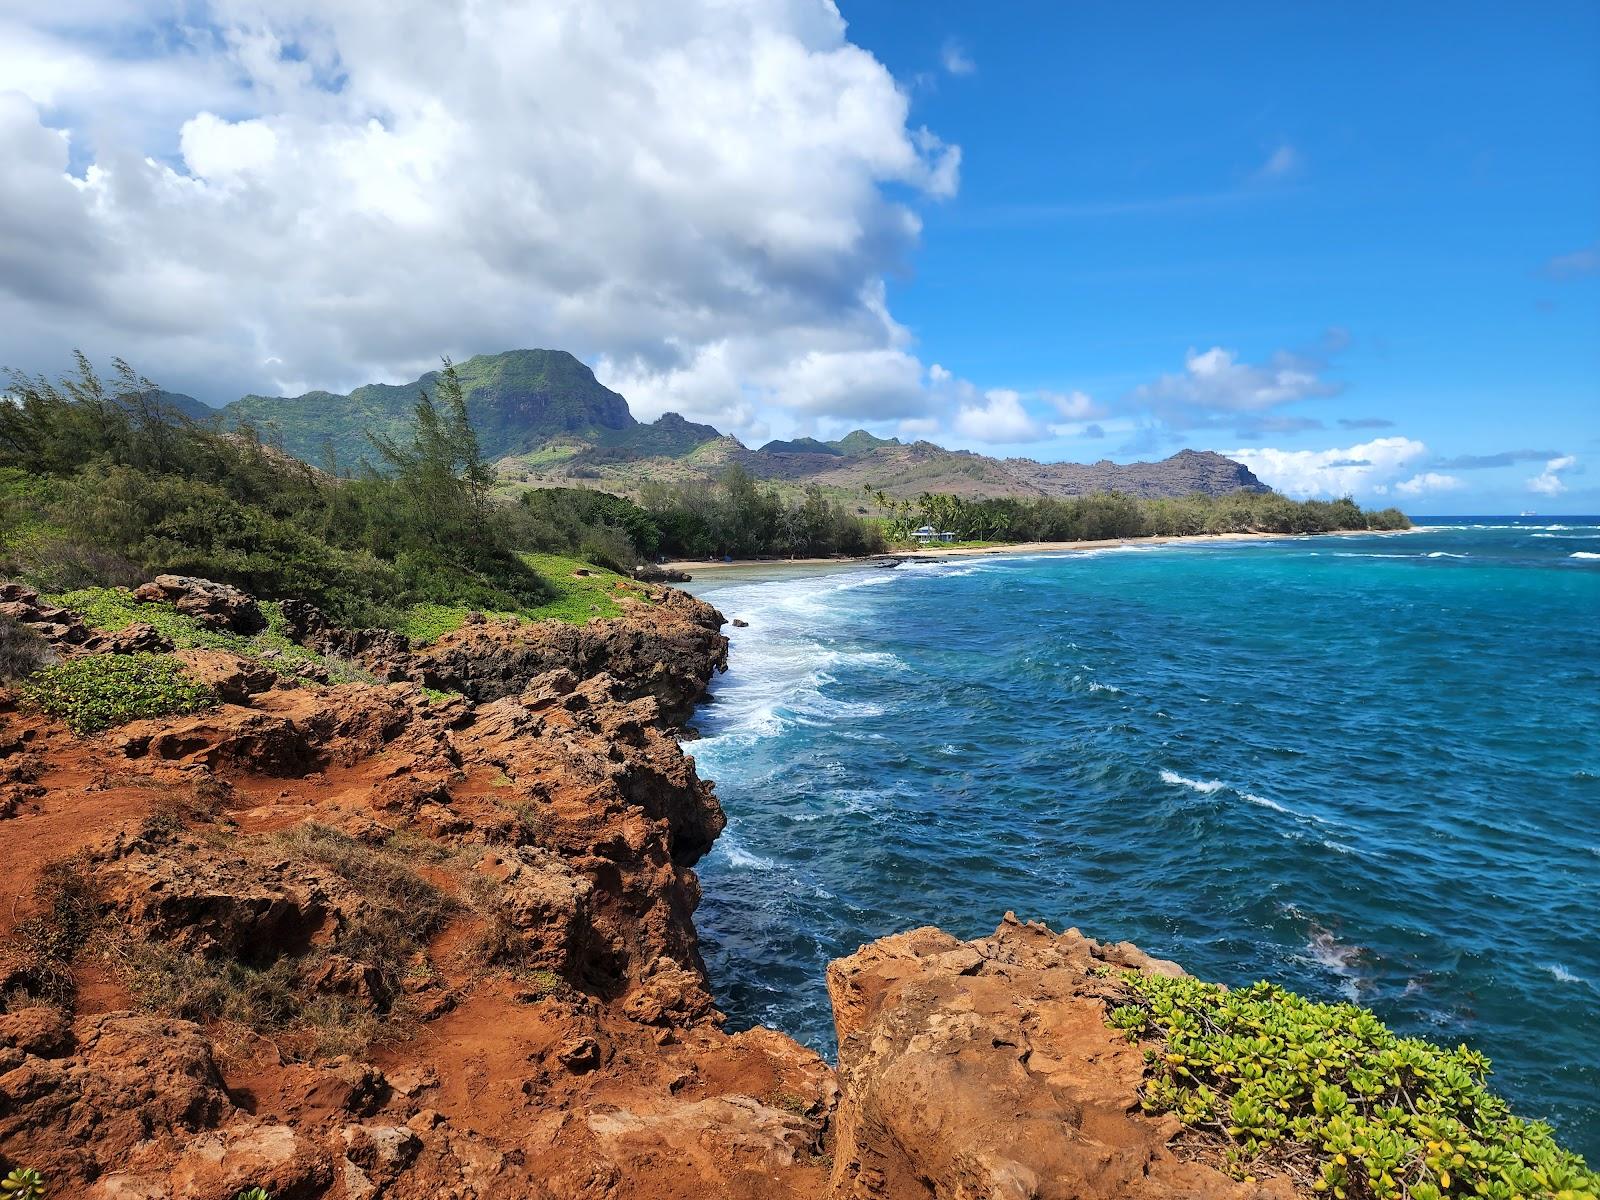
[685,519,1600,1157]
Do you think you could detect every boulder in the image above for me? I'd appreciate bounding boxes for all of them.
[133,575,266,634]
[825,915,1294,1200]
[93,835,332,961]
[475,847,595,977]
[173,648,278,703]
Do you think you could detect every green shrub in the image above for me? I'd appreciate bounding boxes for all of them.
[1,1168,45,1200]
[1110,971,1597,1199]
[20,653,213,733]
[48,588,377,686]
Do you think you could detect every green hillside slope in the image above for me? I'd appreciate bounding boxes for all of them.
[222,349,635,468]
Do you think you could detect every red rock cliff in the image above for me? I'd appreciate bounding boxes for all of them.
[0,578,1283,1199]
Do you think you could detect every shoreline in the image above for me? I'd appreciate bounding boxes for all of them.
[662,525,1417,574]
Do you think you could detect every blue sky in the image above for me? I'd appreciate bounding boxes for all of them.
[0,1,1595,511]
[839,1,1600,511]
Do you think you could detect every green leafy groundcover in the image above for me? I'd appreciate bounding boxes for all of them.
[1109,973,1597,1200]
[21,653,214,733]
[47,587,375,685]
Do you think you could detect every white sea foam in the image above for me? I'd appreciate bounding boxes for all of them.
[896,559,989,578]
[791,695,886,720]
[1241,792,1288,813]
[1075,542,1169,557]
[720,840,777,870]
[1571,552,1600,560]
[1426,551,1468,558]
[1546,963,1588,985]
[1159,769,1225,794]
[1306,928,1361,971]
[1459,523,1598,530]
[1300,924,1369,999]
[1087,680,1123,694]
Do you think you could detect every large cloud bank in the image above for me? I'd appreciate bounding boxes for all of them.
[0,1,959,437]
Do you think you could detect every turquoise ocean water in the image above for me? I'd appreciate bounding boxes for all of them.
[684,518,1600,1155]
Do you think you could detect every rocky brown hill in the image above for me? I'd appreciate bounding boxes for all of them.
[0,575,1283,1199]
[726,443,1268,500]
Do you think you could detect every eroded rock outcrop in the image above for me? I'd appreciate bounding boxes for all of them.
[0,582,173,658]
[406,585,728,724]
[826,915,1290,1200]
[133,574,267,634]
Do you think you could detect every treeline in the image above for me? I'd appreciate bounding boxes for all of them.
[513,468,886,566]
[868,488,1409,543]
[0,355,549,626]
[641,469,886,559]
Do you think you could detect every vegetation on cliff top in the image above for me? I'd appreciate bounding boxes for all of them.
[1108,971,1597,1200]
[50,586,379,684]
[0,354,556,628]
[20,653,214,733]
[394,553,656,644]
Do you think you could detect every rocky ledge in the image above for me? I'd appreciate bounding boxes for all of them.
[0,576,1276,1199]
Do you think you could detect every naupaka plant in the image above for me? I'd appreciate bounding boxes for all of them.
[1106,972,1597,1200]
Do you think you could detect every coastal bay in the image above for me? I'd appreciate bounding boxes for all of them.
[663,526,1420,575]
[686,517,1600,1157]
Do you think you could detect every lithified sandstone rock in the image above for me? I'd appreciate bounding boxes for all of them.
[826,914,1293,1200]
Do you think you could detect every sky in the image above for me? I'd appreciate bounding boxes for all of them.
[0,1,1595,512]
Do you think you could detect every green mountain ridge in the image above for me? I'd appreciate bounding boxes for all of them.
[215,349,645,469]
[757,436,843,456]
[156,348,1272,501]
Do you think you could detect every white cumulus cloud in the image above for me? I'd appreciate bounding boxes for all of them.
[1134,345,1339,421]
[953,389,1045,443]
[1046,389,1105,420]
[1224,437,1430,499]
[0,0,961,435]
[1394,472,1463,496]
[1527,455,1577,496]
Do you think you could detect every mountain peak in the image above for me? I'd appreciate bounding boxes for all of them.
[830,429,901,456]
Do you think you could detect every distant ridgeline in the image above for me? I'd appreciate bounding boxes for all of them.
[164,348,1272,501]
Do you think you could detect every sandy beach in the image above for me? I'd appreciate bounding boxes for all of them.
[660,526,1415,574]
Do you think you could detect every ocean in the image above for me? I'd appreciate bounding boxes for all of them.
[683,518,1600,1157]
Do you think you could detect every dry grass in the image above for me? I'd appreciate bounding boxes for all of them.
[0,616,54,683]
[2,857,101,1010]
[103,823,459,1059]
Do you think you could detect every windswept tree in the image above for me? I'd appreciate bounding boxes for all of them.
[367,357,494,548]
